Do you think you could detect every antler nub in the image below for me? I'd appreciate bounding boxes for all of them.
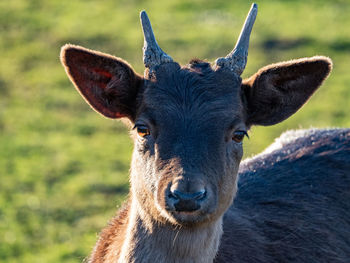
[215,3,258,75]
[140,11,173,70]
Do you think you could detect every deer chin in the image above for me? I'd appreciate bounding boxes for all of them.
[167,209,216,227]
[155,198,218,227]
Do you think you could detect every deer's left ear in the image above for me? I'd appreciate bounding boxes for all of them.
[242,56,332,127]
[60,44,144,121]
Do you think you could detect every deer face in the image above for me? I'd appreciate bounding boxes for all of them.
[60,5,332,226]
[130,62,246,225]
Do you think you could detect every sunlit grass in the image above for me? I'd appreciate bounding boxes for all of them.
[1,0,349,262]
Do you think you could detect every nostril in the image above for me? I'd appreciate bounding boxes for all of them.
[194,189,206,201]
[168,188,207,212]
[168,191,179,200]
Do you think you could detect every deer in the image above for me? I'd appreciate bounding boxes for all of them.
[60,3,350,263]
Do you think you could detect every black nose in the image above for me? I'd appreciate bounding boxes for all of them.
[169,189,206,212]
[172,190,206,201]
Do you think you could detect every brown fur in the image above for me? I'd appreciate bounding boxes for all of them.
[89,201,130,262]
[89,198,223,263]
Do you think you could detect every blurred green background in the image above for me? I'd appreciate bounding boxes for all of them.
[1,0,349,262]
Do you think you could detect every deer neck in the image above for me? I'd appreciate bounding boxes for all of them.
[118,198,223,263]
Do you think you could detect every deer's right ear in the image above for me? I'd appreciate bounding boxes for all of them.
[60,44,144,120]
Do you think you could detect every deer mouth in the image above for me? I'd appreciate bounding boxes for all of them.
[159,187,217,225]
[168,210,214,226]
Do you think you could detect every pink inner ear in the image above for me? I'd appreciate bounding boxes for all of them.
[115,112,125,118]
[89,70,127,118]
[92,68,113,87]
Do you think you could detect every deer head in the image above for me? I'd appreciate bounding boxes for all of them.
[60,4,332,227]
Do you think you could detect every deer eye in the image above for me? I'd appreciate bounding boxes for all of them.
[232,130,248,143]
[136,126,150,138]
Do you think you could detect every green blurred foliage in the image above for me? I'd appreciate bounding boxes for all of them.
[0,0,349,262]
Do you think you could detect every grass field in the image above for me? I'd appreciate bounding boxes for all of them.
[1,0,350,262]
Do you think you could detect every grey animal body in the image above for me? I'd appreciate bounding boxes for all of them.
[216,128,350,262]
